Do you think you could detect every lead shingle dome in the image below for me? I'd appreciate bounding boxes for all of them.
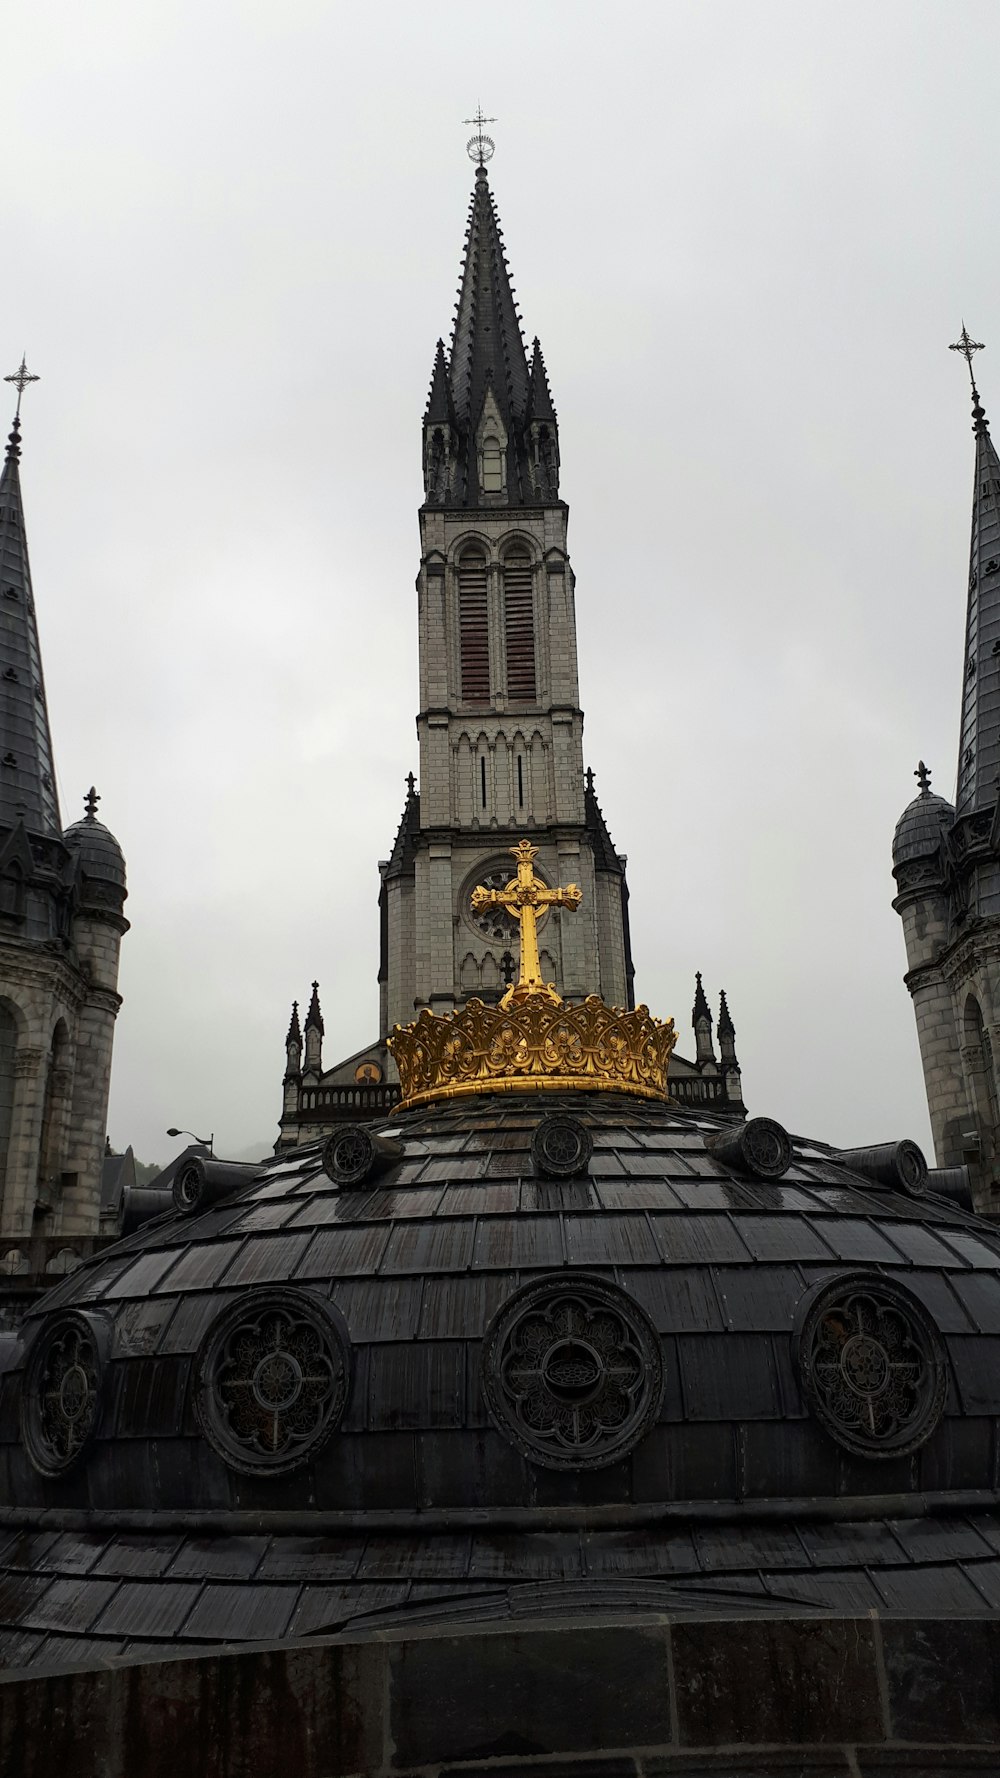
[63,811,126,890]
[892,787,954,868]
[2,1086,1000,1672]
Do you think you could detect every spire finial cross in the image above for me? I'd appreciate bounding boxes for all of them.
[471,840,581,1008]
[3,356,39,419]
[463,105,496,166]
[405,770,416,797]
[950,324,985,392]
[915,760,932,796]
[84,786,100,820]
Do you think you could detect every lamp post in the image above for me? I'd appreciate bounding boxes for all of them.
[166,1126,214,1155]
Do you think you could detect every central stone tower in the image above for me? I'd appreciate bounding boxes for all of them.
[378,160,633,1032]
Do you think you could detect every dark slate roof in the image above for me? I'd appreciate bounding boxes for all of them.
[450,167,529,435]
[5,1089,1000,1672]
[0,417,60,837]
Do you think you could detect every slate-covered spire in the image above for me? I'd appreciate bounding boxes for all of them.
[286,1000,302,1047]
[450,166,529,429]
[303,980,324,1080]
[0,414,60,836]
[953,330,1000,816]
[437,165,540,507]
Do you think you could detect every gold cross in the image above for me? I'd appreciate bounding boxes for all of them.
[471,840,581,1008]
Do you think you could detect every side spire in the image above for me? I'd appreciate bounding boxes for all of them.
[0,369,61,837]
[951,327,1000,816]
[305,980,324,1036]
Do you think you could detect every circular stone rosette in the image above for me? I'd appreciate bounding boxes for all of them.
[21,1310,108,1477]
[195,1289,351,1476]
[481,1274,663,1470]
[795,1273,947,1459]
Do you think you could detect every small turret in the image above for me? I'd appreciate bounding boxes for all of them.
[303,981,324,1081]
[692,972,716,1068]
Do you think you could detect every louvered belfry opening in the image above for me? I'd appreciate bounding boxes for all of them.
[504,550,536,701]
[458,549,489,703]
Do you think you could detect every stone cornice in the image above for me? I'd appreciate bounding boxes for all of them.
[0,945,88,1007]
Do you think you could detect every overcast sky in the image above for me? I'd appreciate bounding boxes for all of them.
[4,1,997,1164]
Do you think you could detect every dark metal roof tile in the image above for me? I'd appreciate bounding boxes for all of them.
[180,1582,300,1642]
[90,1579,204,1638]
[367,1343,466,1430]
[219,1233,311,1286]
[623,1267,724,1333]
[295,1226,393,1279]
[380,1220,477,1275]
[29,1576,119,1634]
[473,1215,563,1270]
[649,1214,753,1265]
[334,1277,424,1341]
[729,1215,836,1263]
[166,1538,268,1580]
[564,1214,661,1267]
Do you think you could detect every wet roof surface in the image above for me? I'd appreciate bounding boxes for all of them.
[3,1091,1000,1673]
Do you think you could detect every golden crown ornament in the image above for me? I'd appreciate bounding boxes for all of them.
[388,841,677,1109]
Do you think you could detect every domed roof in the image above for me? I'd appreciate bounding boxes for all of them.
[63,788,126,889]
[892,785,954,868]
[1,1087,999,1671]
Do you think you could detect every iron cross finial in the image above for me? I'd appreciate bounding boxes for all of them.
[950,324,985,391]
[405,771,416,797]
[84,786,100,820]
[3,355,39,420]
[463,106,497,166]
[914,760,932,796]
[499,949,517,986]
[471,840,582,1010]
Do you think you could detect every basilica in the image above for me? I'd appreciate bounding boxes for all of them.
[4,140,1000,1777]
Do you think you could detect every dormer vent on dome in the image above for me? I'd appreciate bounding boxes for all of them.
[387,840,677,1108]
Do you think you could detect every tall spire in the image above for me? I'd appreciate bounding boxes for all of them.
[951,328,1000,816]
[0,385,61,838]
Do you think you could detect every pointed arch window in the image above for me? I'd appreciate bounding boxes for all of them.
[458,548,490,704]
[504,549,536,701]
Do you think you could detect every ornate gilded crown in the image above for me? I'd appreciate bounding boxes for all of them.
[388,841,677,1110]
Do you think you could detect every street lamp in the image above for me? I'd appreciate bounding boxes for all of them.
[166,1126,214,1155]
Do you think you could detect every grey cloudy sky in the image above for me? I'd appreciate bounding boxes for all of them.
[4,0,996,1164]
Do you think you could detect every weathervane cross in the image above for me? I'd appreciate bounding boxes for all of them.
[463,105,497,166]
[471,840,581,1008]
[950,324,985,390]
[3,355,39,419]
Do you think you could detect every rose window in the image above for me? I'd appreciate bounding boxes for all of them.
[796,1274,946,1459]
[23,1312,105,1476]
[481,1275,663,1469]
[196,1290,350,1476]
[468,864,548,944]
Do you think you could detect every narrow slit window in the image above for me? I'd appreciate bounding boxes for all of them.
[504,551,536,701]
[458,550,489,703]
[517,756,524,808]
[480,756,487,808]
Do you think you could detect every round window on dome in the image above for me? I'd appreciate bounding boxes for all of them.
[795,1273,947,1459]
[22,1310,108,1477]
[195,1289,350,1477]
[481,1274,663,1470]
